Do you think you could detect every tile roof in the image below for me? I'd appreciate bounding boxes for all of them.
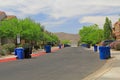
[5,15,16,20]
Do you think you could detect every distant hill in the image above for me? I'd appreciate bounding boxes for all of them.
[54,32,80,46]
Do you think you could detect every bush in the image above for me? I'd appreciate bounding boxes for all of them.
[23,43,29,48]
[2,43,16,54]
[0,49,8,56]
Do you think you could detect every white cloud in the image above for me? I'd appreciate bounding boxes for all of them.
[0,0,120,19]
[42,19,67,28]
[0,0,54,18]
[0,0,120,33]
[80,15,119,28]
[48,0,120,19]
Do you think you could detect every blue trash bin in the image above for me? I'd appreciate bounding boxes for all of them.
[59,44,61,49]
[45,45,51,53]
[105,47,111,59]
[99,46,107,60]
[15,48,24,59]
[81,44,87,47]
[94,45,97,52]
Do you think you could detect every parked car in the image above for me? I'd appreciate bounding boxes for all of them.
[64,44,71,47]
[101,40,115,46]
[81,44,90,48]
[47,42,55,46]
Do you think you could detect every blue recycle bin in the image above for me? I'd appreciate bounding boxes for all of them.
[99,46,111,60]
[15,48,24,59]
[45,45,51,53]
[99,46,107,60]
[59,44,61,49]
[94,45,97,52]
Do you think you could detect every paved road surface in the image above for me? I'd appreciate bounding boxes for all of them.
[0,47,106,80]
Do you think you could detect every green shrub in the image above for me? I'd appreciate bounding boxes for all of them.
[61,40,71,44]
[2,43,15,54]
[0,49,8,56]
[23,43,29,48]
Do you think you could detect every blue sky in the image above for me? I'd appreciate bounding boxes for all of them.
[0,0,120,34]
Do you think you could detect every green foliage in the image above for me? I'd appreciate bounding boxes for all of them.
[0,17,59,45]
[49,34,59,43]
[23,43,30,48]
[79,24,104,44]
[42,32,59,44]
[103,17,112,40]
[0,18,18,39]
[61,40,71,44]
[0,43,15,56]
[2,43,15,52]
[18,18,42,41]
[0,49,8,56]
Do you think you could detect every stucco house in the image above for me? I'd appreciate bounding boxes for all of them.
[113,20,120,40]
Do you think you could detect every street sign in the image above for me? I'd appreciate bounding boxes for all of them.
[17,34,20,44]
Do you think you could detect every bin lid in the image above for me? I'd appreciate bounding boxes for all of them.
[16,47,24,49]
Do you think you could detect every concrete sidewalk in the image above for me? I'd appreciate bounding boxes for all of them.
[83,47,120,80]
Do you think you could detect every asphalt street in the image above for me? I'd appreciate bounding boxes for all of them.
[0,47,106,80]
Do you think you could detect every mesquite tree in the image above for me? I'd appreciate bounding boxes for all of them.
[79,24,104,44]
[0,17,59,45]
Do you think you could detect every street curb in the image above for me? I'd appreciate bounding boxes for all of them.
[0,47,60,63]
[31,51,46,57]
[0,57,17,63]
